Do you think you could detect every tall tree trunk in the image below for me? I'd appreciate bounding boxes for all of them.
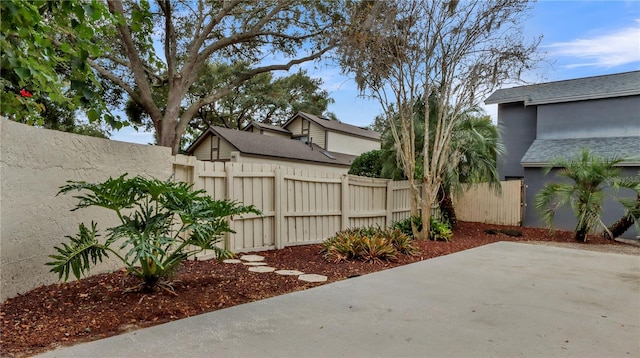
[604,195,640,240]
[437,186,457,227]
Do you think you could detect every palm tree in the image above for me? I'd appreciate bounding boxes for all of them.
[604,176,640,239]
[376,97,503,226]
[534,149,635,242]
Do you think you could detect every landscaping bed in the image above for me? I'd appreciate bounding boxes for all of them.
[1,221,635,357]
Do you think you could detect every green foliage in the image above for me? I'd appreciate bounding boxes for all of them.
[49,174,260,291]
[535,149,638,242]
[321,227,416,263]
[0,0,116,126]
[348,150,384,178]
[392,215,452,241]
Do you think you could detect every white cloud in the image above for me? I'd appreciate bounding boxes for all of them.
[545,19,640,68]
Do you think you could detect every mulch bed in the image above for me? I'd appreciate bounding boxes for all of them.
[0,221,625,357]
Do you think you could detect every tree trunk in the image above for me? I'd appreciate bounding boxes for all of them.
[437,186,457,227]
[604,195,640,240]
[575,224,588,242]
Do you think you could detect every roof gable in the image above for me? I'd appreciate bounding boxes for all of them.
[485,71,640,106]
[188,126,356,166]
[283,112,381,141]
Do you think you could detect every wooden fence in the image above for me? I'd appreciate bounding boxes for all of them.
[172,155,414,252]
[453,180,524,226]
[173,155,523,253]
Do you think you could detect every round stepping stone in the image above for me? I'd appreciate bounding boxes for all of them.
[298,274,327,283]
[222,259,242,264]
[243,262,268,266]
[275,270,304,276]
[240,254,265,262]
[248,266,276,273]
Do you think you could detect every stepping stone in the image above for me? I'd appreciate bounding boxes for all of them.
[298,274,327,283]
[275,270,304,276]
[240,255,265,262]
[243,262,268,266]
[248,266,276,273]
[222,259,242,264]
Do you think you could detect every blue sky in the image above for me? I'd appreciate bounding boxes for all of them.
[110,0,640,144]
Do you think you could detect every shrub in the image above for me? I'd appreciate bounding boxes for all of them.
[392,215,452,241]
[359,235,398,263]
[48,174,260,292]
[392,216,422,237]
[382,228,418,255]
[321,227,416,263]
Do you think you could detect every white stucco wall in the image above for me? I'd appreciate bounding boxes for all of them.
[0,119,173,302]
[326,131,381,156]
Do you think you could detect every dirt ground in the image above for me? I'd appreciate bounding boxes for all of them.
[1,221,636,357]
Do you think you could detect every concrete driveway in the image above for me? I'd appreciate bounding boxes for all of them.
[38,242,640,358]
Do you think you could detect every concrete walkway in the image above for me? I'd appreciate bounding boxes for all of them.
[38,242,640,358]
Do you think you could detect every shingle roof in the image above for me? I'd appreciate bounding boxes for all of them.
[244,121,292,134]
[204,126,357,166]
[485,71,640,106]
[285,112,381,140]
[520,136,640,167]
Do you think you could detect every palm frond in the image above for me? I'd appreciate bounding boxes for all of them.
[47,222,108,281]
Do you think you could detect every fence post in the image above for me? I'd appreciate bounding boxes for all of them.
[386,179,394,228]
[341,175,350,230]
[274,167,284,249]
[225,163,235,251]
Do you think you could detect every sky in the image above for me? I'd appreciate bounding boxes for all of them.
[110,0,640,145]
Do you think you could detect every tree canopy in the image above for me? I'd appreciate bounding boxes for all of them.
[340,0,540,238]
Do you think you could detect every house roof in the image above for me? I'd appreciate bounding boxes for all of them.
[283,112,381,141]
[244,121,292,135]
[190,126,357,167]
[485,71,640,106]
[520,136,640,167]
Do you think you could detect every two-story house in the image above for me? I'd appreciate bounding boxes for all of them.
[485,71,640,238]
[186,112,381,174]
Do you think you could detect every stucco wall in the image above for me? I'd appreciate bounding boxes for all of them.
[0,119,173,302]
[326,131,380,156]
[523,166,639,239]
[537,95,640,139]
[231,152,349,174]
[497,102,537,179]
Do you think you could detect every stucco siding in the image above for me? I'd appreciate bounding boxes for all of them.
[497,102,537,179]
[537,95,640,140]
[524,166,638,239]
[326,131,380,156]
[0,119,173,301]
[192,135,212,161]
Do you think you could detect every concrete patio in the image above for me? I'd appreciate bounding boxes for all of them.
[38,242,640,358]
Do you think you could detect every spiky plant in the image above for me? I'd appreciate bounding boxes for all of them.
[48,174,260,292]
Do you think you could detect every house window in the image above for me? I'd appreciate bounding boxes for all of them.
[302,120,310,136]
[210,136,220,160]
[294,135,309,143]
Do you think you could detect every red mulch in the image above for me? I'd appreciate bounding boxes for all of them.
[0,222,623,357]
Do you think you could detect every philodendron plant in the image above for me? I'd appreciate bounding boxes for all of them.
[48,174,260,292]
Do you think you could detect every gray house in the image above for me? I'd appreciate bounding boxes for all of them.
[485,71,640,239]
